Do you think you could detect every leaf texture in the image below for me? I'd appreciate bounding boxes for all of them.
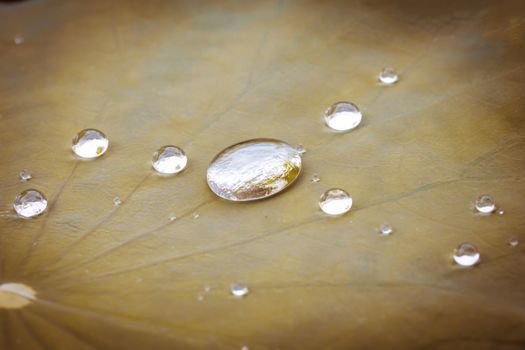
[1,0,525,349]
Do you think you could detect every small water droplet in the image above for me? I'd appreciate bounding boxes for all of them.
[324,102,362,131]
[113,197,122,206]
[197,294,204,301]
[192,212,200,219]
[169,213,177,221]
[319,188,352,216]
[453,243,480,267]
[498,209,505,215]
[508,238,519,247]
[311,174,320,183]
[13,189,48,218]
[378,67,399,84]
[72,129,109,159]
[230,281,249,297]
[379,223,393,236]
[475,194,495,214]
[13,34,24,45]
[152,145,188,175]
[19,169,32,182]
[241,346,249,350]
[207,139,302,201]
[204,285,211,293]
[296,144,306,155]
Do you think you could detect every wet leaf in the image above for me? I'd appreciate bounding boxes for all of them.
[1,0,525,349]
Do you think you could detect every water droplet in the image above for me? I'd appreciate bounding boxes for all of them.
[19,169,32,182]
[378,67,399,84]
[508,238,519,247]
[152,145,188,175]
[169,213,177,221]
[324,102,362,131]
[241,346,249,350]
[0,283,36,309]
[475,194,495,214]
[230,281,249,297]
[113,197,122,206]
[311,174,320,183]
[207,139,302,202]
[197,294,204,301]
[13,34,24,45]
[192,212,200,219]
[296,144,306,155]
[72,128,109,159]
[379,223,393,235]
[13,189,48,218]
[319,188,352,216]
[204,285,211,293]
[498,209,505,215]
[453,243,480,267]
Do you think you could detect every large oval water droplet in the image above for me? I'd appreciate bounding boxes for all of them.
[207,139,302,202]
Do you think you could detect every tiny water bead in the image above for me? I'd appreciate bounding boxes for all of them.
[192,212,200,219]
[508,238,519,247]
[230,282,249,297]
[113,197,122,206]
[169,213,177,221]
[207,139,302,202]
[379,223,393,235]
[152,145,188,175]
[72,128,109,159]
[475,194,495,214]
[324,101,362,131]
[13,189,48,218]
[296,144,306,155]
[453,243,480,267]
[498,209,505,215]
[13,34,24,45]
[311,174,320,183]
[319,189,352,216]
[378,67,399,84]
[19,169,32,182]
